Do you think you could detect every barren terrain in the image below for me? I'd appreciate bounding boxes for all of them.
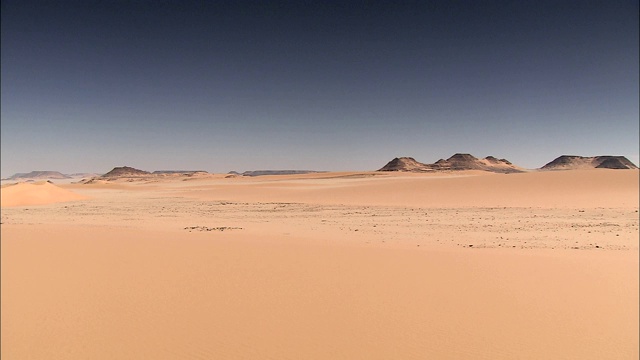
[1,169,638,359]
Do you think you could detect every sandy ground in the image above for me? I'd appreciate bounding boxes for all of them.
[1,169,638,359]
[0,181,89,207]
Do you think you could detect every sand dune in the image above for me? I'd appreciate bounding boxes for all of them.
[2,226,637,360]
[0,181,89,207]
[1,169,638,359]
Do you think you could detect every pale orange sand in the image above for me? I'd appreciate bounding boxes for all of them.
[1,181,89,207]
[1,169,638,359]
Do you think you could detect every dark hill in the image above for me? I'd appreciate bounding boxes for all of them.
[101,166,150,178]
[6,171,70,180]
[378,157,431,172]
[541,156,638,170]
[379,154,523,173]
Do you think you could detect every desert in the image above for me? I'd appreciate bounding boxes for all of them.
[4,0,638,358]
[1,164,638,360]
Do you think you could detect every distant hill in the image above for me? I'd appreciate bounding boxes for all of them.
[378,154,524,173]
[378,157,432,172]
[67,173,102,178]
[241,170,325,177]
[152,170,208,175]
[431,154,522,173]
[94,167,213,181]
[541,156,638,170]
[101,166,151,178]
[4,171,71,180]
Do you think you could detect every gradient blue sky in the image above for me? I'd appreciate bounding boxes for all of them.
[2,0,638,175]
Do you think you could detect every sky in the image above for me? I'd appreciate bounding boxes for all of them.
[1,0,638,175]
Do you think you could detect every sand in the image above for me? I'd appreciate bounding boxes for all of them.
[1,169,638,359]
[0,181,89,207]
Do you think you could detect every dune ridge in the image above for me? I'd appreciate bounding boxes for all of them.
[0,181,89,207]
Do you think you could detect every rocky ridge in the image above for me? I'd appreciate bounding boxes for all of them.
[4,171,71,180]
[101,166,151,178]
[541,156,638,170]
[379,154,524,173]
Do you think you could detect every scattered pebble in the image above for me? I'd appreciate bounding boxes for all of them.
[184,226,243,232]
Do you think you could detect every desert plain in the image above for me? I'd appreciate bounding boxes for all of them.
[1,168,638,359]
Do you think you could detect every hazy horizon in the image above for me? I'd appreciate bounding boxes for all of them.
[2,1,638,176]
[2,152,640,178]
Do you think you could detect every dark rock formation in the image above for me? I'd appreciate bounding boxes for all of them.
[379,154,523,173]
[378,157,432,172]
[541,156,638,170]
[5,171,70,180]
[101,166,150,178]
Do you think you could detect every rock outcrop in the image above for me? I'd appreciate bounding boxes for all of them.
[378,154,523,173]
[377,157,432,172]
[541,156,638,170]
[5,171,70,180]
[101,166,150,178]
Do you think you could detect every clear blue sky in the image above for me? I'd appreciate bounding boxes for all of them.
[2,0,638,175]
